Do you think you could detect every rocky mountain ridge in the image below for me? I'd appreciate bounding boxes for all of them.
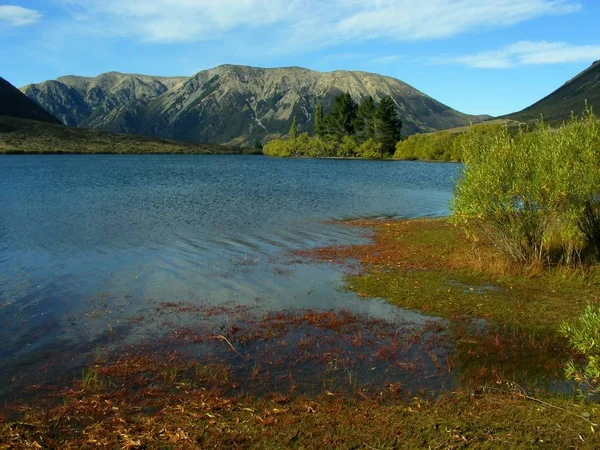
[22,65,488,146]
[1,76,62,125]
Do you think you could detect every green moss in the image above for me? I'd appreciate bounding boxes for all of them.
[345,219,600,334]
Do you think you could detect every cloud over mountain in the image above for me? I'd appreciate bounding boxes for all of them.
[59,0,581,47]
[0,5,42,27]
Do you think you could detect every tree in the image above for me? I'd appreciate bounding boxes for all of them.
[314,103,325,137]
[374,96,402,156]
[289,116,298,140]
[324,92,357,138]
[354,96,377,143]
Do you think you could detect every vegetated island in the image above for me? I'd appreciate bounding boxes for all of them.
[2,109,600,448]
[0,115,256,155]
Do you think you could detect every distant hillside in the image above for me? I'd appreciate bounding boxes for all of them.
[505,60,600,123]
[0,115,247,155]
[20,72,186,130]
[21,65,488,146]
[0,76,62,124]
[422,118,524,136]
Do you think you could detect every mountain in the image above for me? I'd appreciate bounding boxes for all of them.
[1,74,244,155]
[21,65,487,146]
[20,72,187,130]
[0,76,62,124]
[505,60,600,123]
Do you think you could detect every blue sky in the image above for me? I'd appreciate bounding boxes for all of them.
[1,0,599,116]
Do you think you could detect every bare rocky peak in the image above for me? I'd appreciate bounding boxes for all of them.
[21,64,485,146]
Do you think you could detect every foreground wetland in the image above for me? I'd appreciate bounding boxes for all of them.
[1,155,600,448]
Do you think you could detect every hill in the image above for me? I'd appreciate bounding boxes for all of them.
[0,76,62,124]
[0,115,246,154]
[505,60,600,123]
[21,65,488,146]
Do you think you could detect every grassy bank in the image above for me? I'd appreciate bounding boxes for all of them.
[302,219,600,332]
[0,116,258,155]
[3,218,600,448]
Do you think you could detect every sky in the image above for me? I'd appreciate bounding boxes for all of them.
[1,0,600,116]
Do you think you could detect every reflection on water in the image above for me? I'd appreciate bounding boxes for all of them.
[0,155,460,399]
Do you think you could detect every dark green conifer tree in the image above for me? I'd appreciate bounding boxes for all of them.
[289,116,298,140]
[324,93,357,138]
[354,96,377,143]
[374,96,402,156]
[314,103,325,137]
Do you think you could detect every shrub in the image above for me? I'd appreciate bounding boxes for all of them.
[337,136,358,157]
[452,106,600,266]
[356,139,383,159]
[263,139,293,157]
[560,304,600,394]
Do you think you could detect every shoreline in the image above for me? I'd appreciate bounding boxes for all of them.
[2,217,600,448]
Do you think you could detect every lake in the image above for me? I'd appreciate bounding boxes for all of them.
[0,155,461,400]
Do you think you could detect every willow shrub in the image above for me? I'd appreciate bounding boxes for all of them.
[394,131,458,161]
[561,304,600,394]
[452,107,600,266]
[263,135,382,159]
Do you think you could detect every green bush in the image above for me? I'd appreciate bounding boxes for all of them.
[263,138,293,157]
[356,139,383,159]
[452,107,600,266]
[394,131,457,161]
[393,124,508,162]
[337,136,358,157]
[263,135,381,159]
[561,304,600,394]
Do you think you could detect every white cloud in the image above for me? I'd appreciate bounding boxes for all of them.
[447,41,600,68]
[57,0,581,46]
[0,5,42,27]
[60,0,297,42]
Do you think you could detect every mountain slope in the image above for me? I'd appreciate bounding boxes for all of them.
[21,72,187,129]
[505,60,600,123]
[22,65,487,146]
[0,76,62,124]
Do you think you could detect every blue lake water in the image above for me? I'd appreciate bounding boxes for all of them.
[0,155,461,399]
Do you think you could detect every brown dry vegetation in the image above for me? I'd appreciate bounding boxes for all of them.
[3,218,600,448]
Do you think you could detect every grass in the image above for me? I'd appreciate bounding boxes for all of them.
[3,218,600,448]
[0,115,261,155]
[299,218,600,333]
[80,368,100,390]
[2,353,600,449]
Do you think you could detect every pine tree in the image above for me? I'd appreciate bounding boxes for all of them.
[314,103,324,137]
[324,93,357,138]
[354,96,377,143]
[374,96,402,156]
[289,116,298,140]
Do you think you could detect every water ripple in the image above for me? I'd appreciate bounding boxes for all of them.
[0,155,460,390]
